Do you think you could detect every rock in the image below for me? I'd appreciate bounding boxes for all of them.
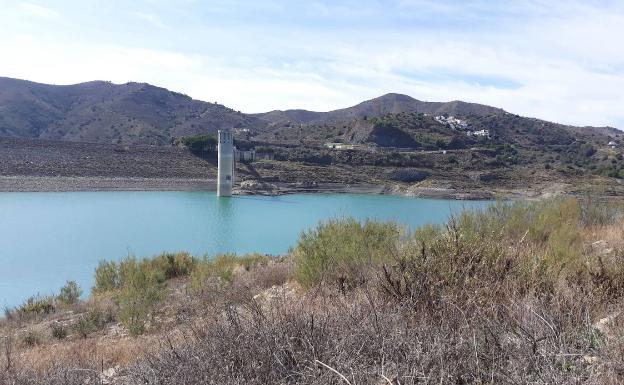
[238,180,277,192]
[594,312,620,338]
[253,282,299,305]
[583,355,600,365]
[294,180,318,188]
[99,365,120,384]
[591,240,613,255]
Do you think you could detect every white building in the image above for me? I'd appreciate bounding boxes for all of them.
[324,142,357,150]
[467,129,490,138]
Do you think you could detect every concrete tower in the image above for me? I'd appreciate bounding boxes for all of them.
[217,129,234,197]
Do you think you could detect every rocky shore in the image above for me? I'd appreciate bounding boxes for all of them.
[0,174,543,201]
[0,176,217,192]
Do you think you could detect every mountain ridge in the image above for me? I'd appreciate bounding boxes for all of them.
[0,77,261,145]
[252,93,507,126]
[0,77,620,148]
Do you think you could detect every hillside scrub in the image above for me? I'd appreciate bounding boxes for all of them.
[3,197,624,384]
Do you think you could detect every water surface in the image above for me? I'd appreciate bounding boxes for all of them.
[0,192,491,308]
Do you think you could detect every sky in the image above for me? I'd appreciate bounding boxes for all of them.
[0,0,623,128]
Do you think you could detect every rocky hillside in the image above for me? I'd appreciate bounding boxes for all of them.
[0,77,621,163]
[0,77,262,145]
[253,93,506,126]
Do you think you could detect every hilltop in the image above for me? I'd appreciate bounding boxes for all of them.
[0,77,261,145]
[253,92,505,125]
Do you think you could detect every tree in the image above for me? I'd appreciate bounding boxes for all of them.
[57,281,82,305]
[182,135,217,157]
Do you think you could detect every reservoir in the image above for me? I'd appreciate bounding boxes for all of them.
[0,192,491,308]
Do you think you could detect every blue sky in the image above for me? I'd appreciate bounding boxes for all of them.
[0,0,623,128]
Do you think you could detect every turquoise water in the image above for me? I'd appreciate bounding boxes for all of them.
[0,192,491,308]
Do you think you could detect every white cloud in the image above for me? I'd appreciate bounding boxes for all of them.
[18,2,60,20]
[133,12,170,30]
[0,0,623,128]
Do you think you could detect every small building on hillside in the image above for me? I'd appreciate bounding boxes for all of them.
[608,141,618,149]
[466,129,490,138]
[324,142,357,150]
[233,127,252,140]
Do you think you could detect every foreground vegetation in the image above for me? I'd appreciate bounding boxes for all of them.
[2,197,624,384]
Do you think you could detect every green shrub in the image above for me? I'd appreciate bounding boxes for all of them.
[378,197,624,305]
[91,253,197,336]
[57,280,82,305]
[73,308,109,338]
[93,260,120,294]
[51,323,68,340]
[22,330,42,347]
[117,257,165,336]
[16,296,55,318]
[294,218,402,289]
[150,252,196,280]
[190,253,269,293]
[580,196,623,226]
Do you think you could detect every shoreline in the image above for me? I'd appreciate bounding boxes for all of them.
[0,175,217,193]
[0,175,539,200]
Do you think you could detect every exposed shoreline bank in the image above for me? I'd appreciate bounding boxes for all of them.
[0,175,552,200]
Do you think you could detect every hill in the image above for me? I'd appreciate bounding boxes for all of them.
[1,77,620,151]
[253,93,505,126]
[0,77,262,145]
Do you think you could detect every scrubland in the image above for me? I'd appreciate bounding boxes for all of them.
[2,197,624,384]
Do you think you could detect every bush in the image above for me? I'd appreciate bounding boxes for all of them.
[57,281,82,305]
[22,330,42,347]
[51,323,68,340]
[379,197,624,306]
[190,253,270,293]
[149,252,196,280]
[16,296,55,318]
[73,308,109,338]
[91,253,201,335]
[294,218,402,289]
[117,257,166,336]
[93,260,120,294]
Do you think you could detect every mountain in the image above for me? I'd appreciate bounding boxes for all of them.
[253,93,505,125]
[0,77,262,145]
[0,77,620,150]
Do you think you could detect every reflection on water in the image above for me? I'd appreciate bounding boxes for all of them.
[0,191,491,308]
